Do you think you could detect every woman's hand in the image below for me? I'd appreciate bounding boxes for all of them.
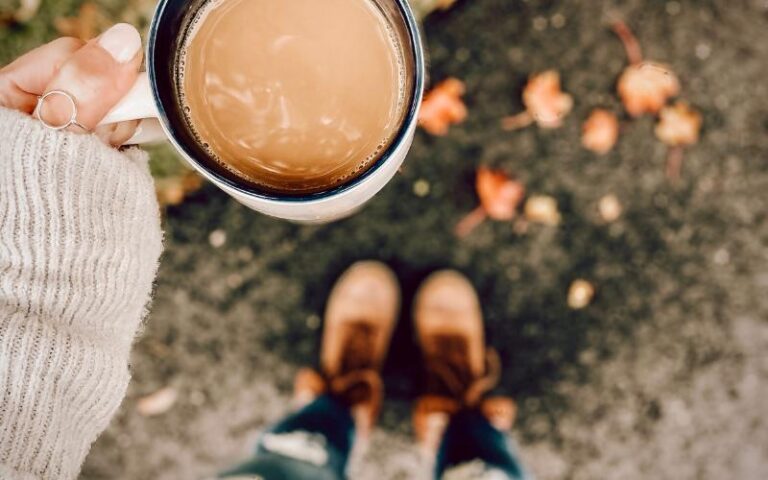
[0,29,163,480]
[0,23,144,146]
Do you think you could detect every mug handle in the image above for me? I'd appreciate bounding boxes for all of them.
[98,72,167,145]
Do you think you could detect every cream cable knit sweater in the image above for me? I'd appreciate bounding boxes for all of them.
[0,108,163,479]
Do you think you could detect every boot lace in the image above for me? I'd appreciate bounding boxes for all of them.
[424,334,501,407]
[327,322,383,417]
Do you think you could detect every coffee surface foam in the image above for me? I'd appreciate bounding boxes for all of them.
[179,0,407,194]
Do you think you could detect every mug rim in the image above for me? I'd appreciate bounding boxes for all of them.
[147,0,425,203]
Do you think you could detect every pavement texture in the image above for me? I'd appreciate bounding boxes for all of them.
[2,0,767,478]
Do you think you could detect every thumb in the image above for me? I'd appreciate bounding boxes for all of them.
[38,23,143,132]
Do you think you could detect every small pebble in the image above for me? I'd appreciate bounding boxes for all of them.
[237,247,254,262]
[226,273,243,289]
[306,314,321,330]
[698,176,715,193]
[666,1,681,15]
[209,229,227,248]
[579,349,598,365]
[532,15,548,31]
[550,13,566,29]
[413,179,431,197]
[713,248,730,265]
[598,194,623,222]
[608,222,625,238]
[568,279,595,309]
[695,43,711,60]
[117,434,132,447]
[666,398,692,427]
[173,288,189,304]
[189,390,206,406]
[513,219,529,235]
[524,195,561,226]
[506,266,521,281]
[714,94,729,109]
[455,47,470,62]
[653,193,669,208]
[507,47,524,63]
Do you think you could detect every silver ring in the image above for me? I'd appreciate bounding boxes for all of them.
[35,90,89,132]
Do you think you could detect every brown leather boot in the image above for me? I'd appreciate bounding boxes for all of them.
[292,261,400,439]
[412,270,516,456]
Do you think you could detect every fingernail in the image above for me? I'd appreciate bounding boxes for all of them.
[98,23,142,63]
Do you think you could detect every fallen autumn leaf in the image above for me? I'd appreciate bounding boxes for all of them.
[612,20,680,117]
[136,387,178,416]
[655,101,702,182]
[582,109,620,154]
[477,167,526,221]
[418,77,468,136]
[455,167,526,237]
[655,101,702,147]
[502,70,573,130]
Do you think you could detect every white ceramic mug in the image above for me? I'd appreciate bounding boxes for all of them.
[102,0,425,223]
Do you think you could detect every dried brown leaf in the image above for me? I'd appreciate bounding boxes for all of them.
[136,387,177,416]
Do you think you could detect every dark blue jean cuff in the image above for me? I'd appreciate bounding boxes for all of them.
[220,395,354,479]
[435,409,530,480]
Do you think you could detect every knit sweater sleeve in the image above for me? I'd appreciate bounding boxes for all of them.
[0,108,163,479]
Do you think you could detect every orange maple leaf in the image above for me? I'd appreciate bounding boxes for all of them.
[502,70,573,130]
[618,63,680,117]
[655,101,703,183]
[476,167,526,220]
[455,167,525,237]
[582,109,619,154]
[612,20,680,117]
[418,78,468,136]
[655,101,702,147]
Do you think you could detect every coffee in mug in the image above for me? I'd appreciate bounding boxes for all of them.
[178,0,408,195]
[98,0,424,222]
